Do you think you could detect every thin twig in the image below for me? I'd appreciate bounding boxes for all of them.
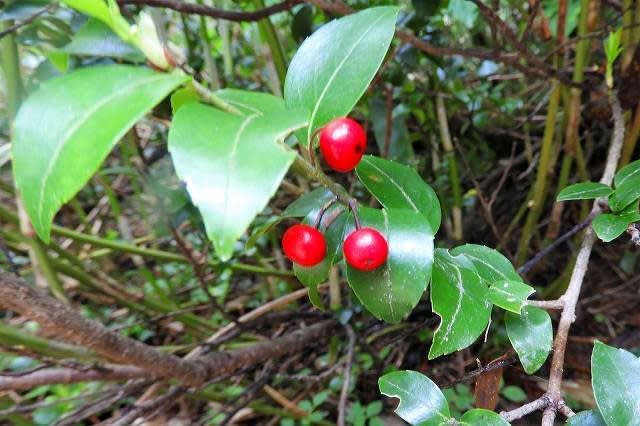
[0,4,56,40]
[337,324,356,426]
[500,394,551,422]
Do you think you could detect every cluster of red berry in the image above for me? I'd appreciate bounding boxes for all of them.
[282,118,389,272]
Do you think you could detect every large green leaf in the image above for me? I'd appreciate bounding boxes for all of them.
[345,207,434,324]
[429,249,492,359]
[591,341,640,426]
[284,6,399,146]
[505,306,552,374]
[450,244,521,284]
[168,97,307,260]
[566,410,607,426]
[356,156,441,233]
[556,182,613,201]
[460,409,510,425]
[592,213,630,242]
[614,159,640,188]
[487,280,535,314]
[378,370,451,426]
[13,65,188,243]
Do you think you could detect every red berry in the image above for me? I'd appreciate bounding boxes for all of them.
[319,117,366,172]
[343,227,388,272]
[282,224,326,267]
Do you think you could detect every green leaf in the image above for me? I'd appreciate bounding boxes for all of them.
[168,96,308,260]
[284,6,399,146]
[170,84,200,114]
[61,18,144,62]
[609,160,640,211]
[345,207,434,324]
[13,65,188,243]
[500,385,527,402]
[282,188,335,218]
[488,280,535,314]
[505,306,552,374]
[378,370,451,426]
[460,409,510,425]
[556,182,613,201]
[429,249,492,359]
[566,410,607,426]
[450,244,521,284]
[1,0,49,20]
[370,97,414,163]
[356,155,441,233]
[592,213,629,242]
[592,341,640,425]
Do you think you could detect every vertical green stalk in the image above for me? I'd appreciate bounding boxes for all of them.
[1,21,67,302]
[219,0,234,78]
[252,0,287,91]
[198,14,222,89]
[516,81,562,265]
[621,0,635,71]
[435,93,463,241]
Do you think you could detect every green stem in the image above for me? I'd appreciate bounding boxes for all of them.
[0,204,292,278]
[290,155,352,204]
[191,78,241,115]
[251,0,287,90]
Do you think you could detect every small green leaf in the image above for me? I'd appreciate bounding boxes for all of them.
[566,410,607,426]
[556,182,613,201]
[505,306,552,374]
[460,409,510,425]
[450,244,521,284]
[614,159,640,188]
[356,155,441,233]
[609,186,640,212]
[284,6,400,146]
[488,280,535,314]
[429,249,492,359]
[13,65,188,242]
[168,95,308,260]
[345,207,434,324]
[592,341,640,425]
[378,370,451,426]
[500,385,527,402]
[170,85,200,113]
[60,18,144,61]
[282,188,335,218]
[592,213,629,242]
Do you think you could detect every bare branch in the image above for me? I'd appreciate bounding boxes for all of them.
[500,394,551,422]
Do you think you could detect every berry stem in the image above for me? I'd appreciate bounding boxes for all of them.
[308,127,323,169]
[348,199,362,230]
[312,196,338,229]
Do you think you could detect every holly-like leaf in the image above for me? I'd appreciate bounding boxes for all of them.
[460,409,510,425]
[566,410,607,426]
[284,6,399,146]
[13,65,188,243]
[378,370,451,426]
[356,155,441,233]
[592,341,640,425]
[592,213,629,242]
[429,249,492,359]
[168,97,308,260]
[487,280,535,314]
[450,244,521,284]
[505,306,552,374]
[556,182,613,201]
[345,207,434,324]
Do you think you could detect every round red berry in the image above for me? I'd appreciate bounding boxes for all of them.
[343,227,388,271]
[319,117,366,172]
[282,224,326,266]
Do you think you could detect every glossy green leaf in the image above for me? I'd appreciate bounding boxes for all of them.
[566,410,607,426]
[609,184,640,212]
[356,156,441,233]
[345,207,434,324]
[556,182,613,201]
[170,85,200,114]
[450,244,521,284]
[505,306,552,374]
[614,159,640,188]
[284,6,399,146]
[378,370,451,426]
[61,18,144,62]
[13,65,188,243]
[592,213,629,242]
[460,409,510,425]
[592,341,640,425]
[488,280,535,314]
[429,249,492,359]
[168,97,308,260]
[282,188,335,218]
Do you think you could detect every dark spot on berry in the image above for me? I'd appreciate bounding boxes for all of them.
[355,145,363,153]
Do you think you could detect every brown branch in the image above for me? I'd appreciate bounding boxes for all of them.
[500,395,551,422]
[541,92,626,425]
[116,0,301,22]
